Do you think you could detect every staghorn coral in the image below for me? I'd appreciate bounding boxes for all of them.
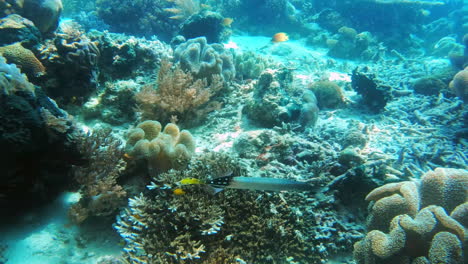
[125,120,195,172]
[115,151,358,264]
[135,60,223,125]
[69,128,127,224]
[174,36,235,82]
[0,42,46,78]
[354,167,468,264]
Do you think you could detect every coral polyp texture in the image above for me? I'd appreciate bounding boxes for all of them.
[354,167,468,264]
[125,120,195,172]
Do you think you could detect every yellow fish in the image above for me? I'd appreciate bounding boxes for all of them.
[173,188,186,195]
[180,178,203,185]
[222,18,233,27]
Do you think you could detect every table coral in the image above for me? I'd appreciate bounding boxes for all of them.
[354,167,468,264]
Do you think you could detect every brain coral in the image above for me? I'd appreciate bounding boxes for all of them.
[0,42,45,78]
[354,167,468,264]
[125,120,195,172]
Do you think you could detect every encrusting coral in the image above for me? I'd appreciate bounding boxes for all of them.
[354,167,468,264]
[125,120,195,172]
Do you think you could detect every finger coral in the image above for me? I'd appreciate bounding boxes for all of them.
[354,167,468,264]
[125,120,195,172]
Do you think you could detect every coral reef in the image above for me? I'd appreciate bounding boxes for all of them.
[96,0,178,41]
[327,26,376,60]
[125,120,196,172]
[449,67,468,103]
[37,21,100,103]
[243,68,319,128]
[354,167,468,264]
[411,76,447,96]
[89,30,171,82]
[179,10,231,43]
[0,42,46,78]
[21,0,63,34]
[309,80,345,109]
[69,128,127,224]
[0,14,41,46]
[82,80,137,125]
[134,60,223,125]
[174,36,235,82]
[234,50,274,81]
[0,56,82,215]
[1,0,63,35]
[351,67,393,112]
[115,151,363,263]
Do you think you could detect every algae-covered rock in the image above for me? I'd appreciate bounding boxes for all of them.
[0,14,41,46]
[351,67,392,112]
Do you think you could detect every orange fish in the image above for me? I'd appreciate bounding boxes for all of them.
[173,188,186,195]
[271,32,289,43]
[222,18,233,27]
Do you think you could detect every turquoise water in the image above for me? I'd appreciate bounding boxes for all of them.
[0,1,467,263]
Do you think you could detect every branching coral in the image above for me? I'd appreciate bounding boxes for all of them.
[354,167,468,264]
[69,128,127,224]
[135,60,223,125]
[115,151,362,263]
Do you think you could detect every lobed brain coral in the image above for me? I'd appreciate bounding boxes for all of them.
[354,167,468,264]
[125,120,195,172]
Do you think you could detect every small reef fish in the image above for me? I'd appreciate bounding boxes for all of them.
[180,175,315,192]
[222,17,233,27]
[179,177,204,185]
[173,188,186,195]
[271,32,289,43]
